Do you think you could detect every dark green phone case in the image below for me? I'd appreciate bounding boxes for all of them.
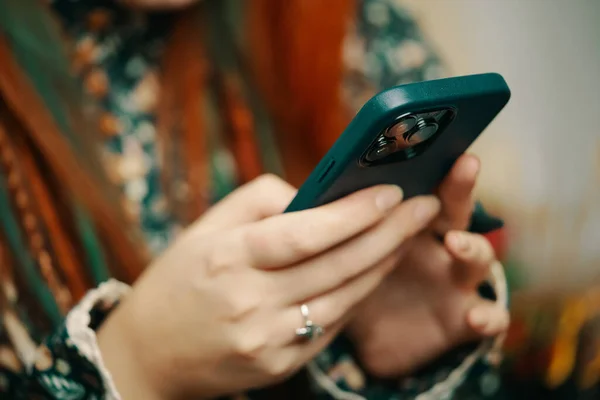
[286,73,511,212]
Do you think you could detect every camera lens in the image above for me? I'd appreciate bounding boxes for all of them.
[385,116,417,139]
[404,119,438,145]
[366,138,396,162]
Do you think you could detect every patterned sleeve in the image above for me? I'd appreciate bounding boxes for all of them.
[8,281,129,400]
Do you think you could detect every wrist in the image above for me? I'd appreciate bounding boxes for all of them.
[97,304,164,400]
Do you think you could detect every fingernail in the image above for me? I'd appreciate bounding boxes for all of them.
[375,185,403,211]
[470,308,489,328]
[413,197,441,222]
[450,231,470,252]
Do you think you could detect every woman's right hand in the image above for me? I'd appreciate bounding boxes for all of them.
[97,175,440,399]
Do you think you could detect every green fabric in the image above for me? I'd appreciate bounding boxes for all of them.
[0,176,62,325]
[74,205,111,285]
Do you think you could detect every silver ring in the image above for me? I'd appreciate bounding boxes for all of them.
[295,304,324,341]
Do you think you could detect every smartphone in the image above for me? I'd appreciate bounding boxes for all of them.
[285,73,511,212]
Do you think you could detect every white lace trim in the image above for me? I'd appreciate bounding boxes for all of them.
[65,279,130,400]
[307,261,509,400]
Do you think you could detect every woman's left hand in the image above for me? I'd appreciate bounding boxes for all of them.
[347,154,510,377]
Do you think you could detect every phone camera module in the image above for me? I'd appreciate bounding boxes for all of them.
[384,116,417,139]
[366,137,397,162]
[360,108,452,167]
[403,118,438,146]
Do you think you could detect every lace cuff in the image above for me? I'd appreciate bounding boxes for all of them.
[27,279,129,399]
[66,279,130,400]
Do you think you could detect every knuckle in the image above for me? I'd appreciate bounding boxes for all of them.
[242,174,288,215]
[223,290,261,321]
[232,331,267,359]
[280,225,320,258]
[203,246,236,277]
[243,227,271,257]
[253,174,285,190]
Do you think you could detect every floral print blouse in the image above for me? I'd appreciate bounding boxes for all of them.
[0,0,507,399]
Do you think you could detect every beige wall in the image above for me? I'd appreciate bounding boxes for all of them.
[400,0,600,289]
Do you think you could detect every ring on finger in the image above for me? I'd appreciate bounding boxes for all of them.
[295,304,324,341]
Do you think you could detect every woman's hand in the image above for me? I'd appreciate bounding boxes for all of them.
[348,155,510,377]
[97,175,441,399]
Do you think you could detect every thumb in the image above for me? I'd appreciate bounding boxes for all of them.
[192,174,297,234]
